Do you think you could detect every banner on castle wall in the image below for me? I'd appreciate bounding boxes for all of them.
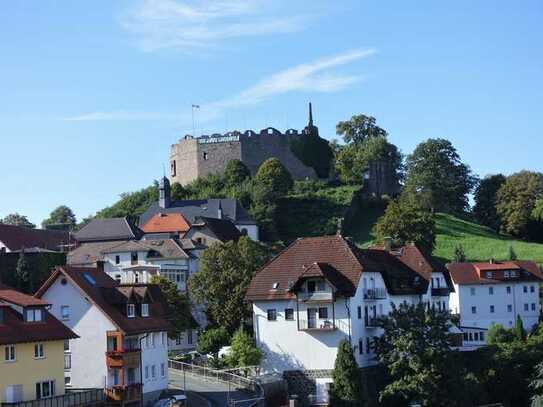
[198,135,239,144]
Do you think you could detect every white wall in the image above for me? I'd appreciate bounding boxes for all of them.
[140,332,169,396]
[41,275,116,389]
[236,224,259,241]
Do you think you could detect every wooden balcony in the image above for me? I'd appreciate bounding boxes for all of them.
[106,383,142,403]
[431,287,450,297]
[106,349,141,369]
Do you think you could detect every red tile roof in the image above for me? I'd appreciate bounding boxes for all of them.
[246,235,428,302]
[141,213,191,234]
[0,305,78,345]
[0,283,50,307]
[448,261,543,285]
[0,224,70,252]
[35,266,172,335]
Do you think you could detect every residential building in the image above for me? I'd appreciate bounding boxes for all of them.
[245,235,452,403]
[448,260,542,346]
[0,284,78,404]
[0,224,70,253]
[139,177,259,240]
[35,266,171,406]
[73,218,143,244]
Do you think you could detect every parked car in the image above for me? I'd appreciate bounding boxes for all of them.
[153,394,187,407]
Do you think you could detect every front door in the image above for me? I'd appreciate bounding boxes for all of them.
[307,308,317,329]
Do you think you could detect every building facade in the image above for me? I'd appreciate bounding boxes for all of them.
[0,284,78,404]
[35,266,171,407]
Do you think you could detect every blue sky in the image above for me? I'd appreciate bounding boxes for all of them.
[1,0,542,226]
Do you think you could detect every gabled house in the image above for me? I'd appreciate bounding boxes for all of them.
[0,224,70,253]
[35,266,171,407]
[0,284,78,404]
[73,218,143,244]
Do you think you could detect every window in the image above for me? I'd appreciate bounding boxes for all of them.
[64,340,70,352]
[507,304,513,312]
[203,152,208,160]
[161,363,166,377]
[511,271,517,277]
[151,365,156,379]
[162,332,167,345]
[470,287,476,296]
[127,304,136,318]
[507,286,511,294]
[36,380,55,399]
[34,343,44,359]
[307,281,316,293]
[524,286,528,293]
[151,333,155,347]
[318,307,328,319]
[115,255,120,264]
[145,366,149,380]
[285,308,294,321]
[480,332,485,341]
[532,303,537,311]
[5,345,16,362]
[61,306,70,320]
[463,333,468,341]
[187,329,193,345]
[366,337,371,354]
[64,354,71,370]
[316,280,326,291]
[131,252,138,263]
[490,305,495,313]
[25,308,43,322]
[358,339,363,355]
[357,306,362,319]
[531,285,536,293]
[171,160,177,177]
[486,272,493,279]
[504,271,510,278]
[64,376,71,386]
[474,332,479,341]
[471,306,477,314]
[267,309,277,321]
[141,303,149,317]
[489,287,494,295]
[524,303,529,311]
[134,273,139,283]
[115,274,121,283]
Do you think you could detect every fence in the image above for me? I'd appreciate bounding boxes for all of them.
[168,360,264,406]
[1,389,104,407]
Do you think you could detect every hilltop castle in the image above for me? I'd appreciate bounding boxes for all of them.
[169,104,322,185]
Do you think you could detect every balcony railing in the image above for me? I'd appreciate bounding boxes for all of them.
[105,383,141,403]
[431,287,449,297]
[297,292,333,303]
[105,349,141,369]
[365,317,380,328]
[363,288,387,300]
[298,318,337,331]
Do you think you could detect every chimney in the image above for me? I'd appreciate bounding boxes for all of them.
[384,237,393,252]
[217,201,223,219]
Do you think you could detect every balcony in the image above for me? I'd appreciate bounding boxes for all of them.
[298,318,337,332]
[297,291,333,303]
[106,383,142,403]
[106,349,141,369]
[431,287,449,297]
[365,317,380,328]
[363,288,387,300]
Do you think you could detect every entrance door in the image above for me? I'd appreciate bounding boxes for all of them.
[307,308,317,329]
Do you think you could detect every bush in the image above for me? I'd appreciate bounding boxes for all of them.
[224,328,263,367]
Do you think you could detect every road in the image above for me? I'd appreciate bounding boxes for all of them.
[169,368,259,407]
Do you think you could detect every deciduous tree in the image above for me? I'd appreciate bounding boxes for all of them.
[336,114,388,145]
[224,328,263,367]
[224,160,251,186]
[254,158,293,199]
[42,205,77,229]
[472,174,506,231]
[196,327,231,357]
[1,213,35,229]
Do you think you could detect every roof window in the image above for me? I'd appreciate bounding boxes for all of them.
[83,273,96,286]
[272,282,279,289]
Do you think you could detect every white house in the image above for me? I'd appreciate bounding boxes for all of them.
[448,260,542,347]
[35,266,171,407]
[245,235,453,404]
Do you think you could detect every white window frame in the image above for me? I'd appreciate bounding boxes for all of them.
[61,306,70,321]
[127,304,136,318]
[141,303,149,317]
[4,344,16,362]
[151,364,156,379]
[34,343,45,359]
[26,308,43,322]
[161,362,166,377]
[36,380,55,399]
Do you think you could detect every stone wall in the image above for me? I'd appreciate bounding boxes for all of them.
[170,137,200,186]
[197,140,242,179]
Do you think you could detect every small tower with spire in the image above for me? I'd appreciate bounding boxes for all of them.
[303,102,319,136]
[159,176,171,209]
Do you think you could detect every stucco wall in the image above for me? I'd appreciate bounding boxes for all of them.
[141,332,169,400]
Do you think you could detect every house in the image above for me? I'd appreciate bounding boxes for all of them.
[245,235,451,404]
[73,218,143,244]
[0,224,71,253]
[0,283,78,404]
[35,266,171,407]
[448,260,543,347]
[139,177,259,240]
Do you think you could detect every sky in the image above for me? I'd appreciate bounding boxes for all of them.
[1,0,542,226]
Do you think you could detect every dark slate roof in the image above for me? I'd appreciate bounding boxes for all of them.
[67,241,122,265]
[139,199,255,226]
[74,218,143,243]
[195,217,242,242]
[36,266,172,335]
[102,239,189,259]
[0,224,70,252]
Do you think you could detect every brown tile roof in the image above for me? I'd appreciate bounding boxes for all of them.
[246,235,428,302]
[102,239,189,259]
[35,266,172,335]
[141,213,191,234]
[447,261,543,285]
[0,283,50,307]
[0,305,78,345]
[67,241,122,265]
[0,224,70,252]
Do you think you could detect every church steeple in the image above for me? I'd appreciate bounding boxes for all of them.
[303,102,319,136]
[308,102,314,127]
[159,176,171,209]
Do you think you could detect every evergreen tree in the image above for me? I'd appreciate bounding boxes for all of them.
[531,361,543,407]
[330,339,362,406]
[454,244,466,262]
[515,315,527,341]
[15,249,31,292]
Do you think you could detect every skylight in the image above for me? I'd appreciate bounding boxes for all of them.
[83,273,97,286]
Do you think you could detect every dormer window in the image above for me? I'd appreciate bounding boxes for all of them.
[25,308,43,322]
[504,271,510,278]
[486,272,493,279]
[127,304,136,318]
[141,303,149,317]
[272,282,279,290]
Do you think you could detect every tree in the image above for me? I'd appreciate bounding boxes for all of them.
[150,275,194,339]
[487,323,516,345]
[15,249,31,292]
[496,171,543,240]
[171,182,187,201]
[531,361,543,407]
[515,315,527,341]
[289,131,334,178]
[373,198,436,255]
[336,114,388,144]
[254,158,293,200]
[454,244,466,262]
[335,136,403,185]
[189,236,271,333]
[374,303,456,407]
[509,245,518,261]
[329,339,362,406]
[196,327,231,357]
[42,205,77,229]
[472,174,506,231]
[404,138,477,214]
[224,160,251,186]
[224,328,263,367]
[1,213,35,229]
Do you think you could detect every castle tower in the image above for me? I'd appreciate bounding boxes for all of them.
[303,102,319,137]
[159,176,171,209]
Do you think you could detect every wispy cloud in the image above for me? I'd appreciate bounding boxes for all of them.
[62,48,375,122]
[122,0,308,52]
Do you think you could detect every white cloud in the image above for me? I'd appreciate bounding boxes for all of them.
[62,48,375,122]
[122,0,307,52]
